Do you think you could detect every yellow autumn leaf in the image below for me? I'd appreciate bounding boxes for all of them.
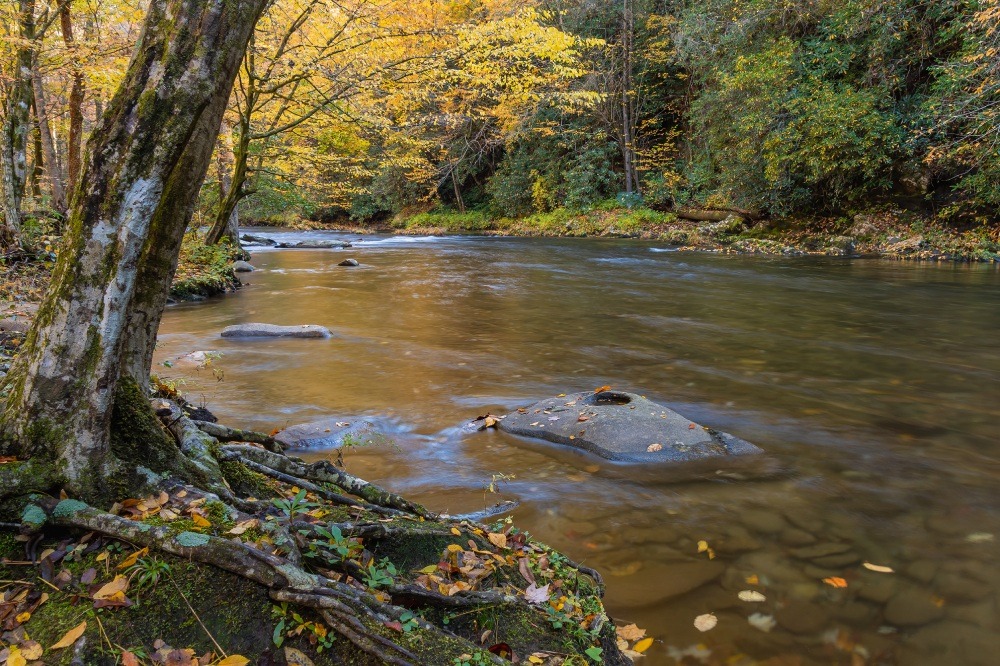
[450,527,461,535]
[6,646,27,666]
[15,611,31,623]
[417,564,438,574]
[93,575,129,599]
[192,514,212,527]
[117,546,149,569]
[51,620,87,649]
[633,637,654,653]
[216,656,251,666]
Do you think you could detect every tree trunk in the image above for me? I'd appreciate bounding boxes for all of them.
[0,0,35,249]
[60,1,85,197]
[31,66,67,213]
[0,0,269,495]
[205,121,249,247]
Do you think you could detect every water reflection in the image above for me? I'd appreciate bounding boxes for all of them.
[155,231,1000,664]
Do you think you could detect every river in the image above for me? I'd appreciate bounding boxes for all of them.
[154,230,1000,665]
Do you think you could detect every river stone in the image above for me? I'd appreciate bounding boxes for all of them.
[338,258,360,267]
[741,509,788,534]
[897,621,996,666]
[775,600,829,635]
[221,323,331,338]
[789,542,853,561]
[275,418,380,449]
[240,233,277,246]
[232,260,255,272]
[605,560,725,608]
[884,588,945,626]
[780,528,818,547]
[811,551,862,568]
[497,390,763,463]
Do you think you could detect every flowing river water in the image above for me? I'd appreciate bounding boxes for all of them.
[154,230,1000,665]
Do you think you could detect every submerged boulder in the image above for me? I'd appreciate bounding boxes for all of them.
[221,323,331,338]
[497,390,763,463]
[274,417,381,449]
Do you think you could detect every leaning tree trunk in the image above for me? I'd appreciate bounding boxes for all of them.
[0,0,269,496]
[205,119,249,247]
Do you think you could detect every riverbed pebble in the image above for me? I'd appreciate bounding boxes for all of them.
[775,600,829,635]
[883,588,945,626]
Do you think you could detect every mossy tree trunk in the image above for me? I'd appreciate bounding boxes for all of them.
[0,0,269,495]
[0,0,35,250]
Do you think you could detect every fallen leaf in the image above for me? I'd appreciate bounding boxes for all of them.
[122,650,140,666]
[616,623,646,642]
[450,527,462,536]
[118,547,149,569]
[862,562,894,573]
[93,575,129,599]
[51,620,87,649]
[487,532,507,549]
[19,642,42,660]
[594,385,611,393]
[524,583,550,604]
[633,636,655,652]
[745,574,759,585]
[216,656,250,665]
[15,611,30,623]
[693,613,717,632]
[6,647,27,666]
[738,590,767,602]
[191,514,211,528]
[822,577,848,588]
[747,613,776,632]
[965,532,994,543]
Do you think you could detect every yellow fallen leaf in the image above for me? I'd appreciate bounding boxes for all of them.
[633,637,654,653]
[6,646,27,666]
[862,562,894,573]
[93,575,129,599]
[417,564,438,574]
[487,532,508,549]
[528,657,544,665]
[745,574,759,585]
[450,527,461,536]
[51,620,87,649]
[15,611,31,623]
[192,514,212,528]
[95,551,109,562]
[117,546,149,569]
[216,656,250,666]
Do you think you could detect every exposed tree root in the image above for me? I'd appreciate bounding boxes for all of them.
[220,444,437,518]
[0,413,627,665]
[193,419,283,453]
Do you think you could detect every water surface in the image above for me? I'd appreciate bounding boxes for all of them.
[155,230,1000,664]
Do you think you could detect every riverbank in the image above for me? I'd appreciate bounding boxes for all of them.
[288,205,1000,262]
[1,233,240,364]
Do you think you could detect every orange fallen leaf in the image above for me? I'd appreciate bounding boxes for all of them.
[51,620,87,649]
[118,546,149,569]
[594,385,612,393]
[822,577,848,588]
[216,656,251,666]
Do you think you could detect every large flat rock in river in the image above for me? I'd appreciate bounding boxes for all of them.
[221,323,331,338]
[275,418,381,449]
[498,390,762,463]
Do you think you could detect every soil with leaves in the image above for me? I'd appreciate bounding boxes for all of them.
[0,401,638,665]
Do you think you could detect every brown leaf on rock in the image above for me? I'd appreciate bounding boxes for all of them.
[616,623,646,642]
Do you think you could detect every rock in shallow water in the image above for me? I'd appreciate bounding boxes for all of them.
[497,390,763,463]
[221,323,331,338]
[232,260,255,272]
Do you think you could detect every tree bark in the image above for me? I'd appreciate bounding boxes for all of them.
[0,0,269,494]
[60,1,85,196]
[0,0,35,249]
